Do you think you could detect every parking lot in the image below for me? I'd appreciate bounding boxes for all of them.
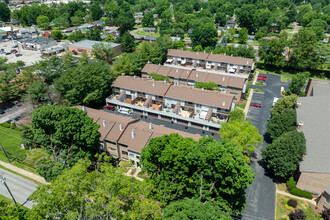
[246,92,266,127]
[0,40,44,65]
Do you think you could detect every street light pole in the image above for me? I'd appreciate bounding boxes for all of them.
[0,175,17,204]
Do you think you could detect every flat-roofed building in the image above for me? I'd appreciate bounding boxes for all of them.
[106,76,235,131]
[141,63,247,100]
[75,106,201,165]
[165,49,254,76]
[68,39,123,57]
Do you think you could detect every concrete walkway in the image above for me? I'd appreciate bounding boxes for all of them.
[243,71,259,116]
[0,161,48,185]
[276,189,316,205]
[125,167,144,181]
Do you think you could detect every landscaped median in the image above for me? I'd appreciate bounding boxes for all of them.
[0,124,48,184]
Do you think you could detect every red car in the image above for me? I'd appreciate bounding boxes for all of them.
[258,77,266,81]
[250,102,262,108]
[259,74,267,78]
[105,105,115,110]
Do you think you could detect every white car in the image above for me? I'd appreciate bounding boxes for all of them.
[118,108,132,116]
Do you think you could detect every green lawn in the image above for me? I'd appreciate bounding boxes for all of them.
[276,193,322,220]
[135,30,160,38]
[0,193,12,203]
[236,100,247,109]
[0,126,49,174]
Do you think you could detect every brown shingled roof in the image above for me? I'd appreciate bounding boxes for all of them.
[168,49,209,60]
[141,63,160,73]
[165,85,234,109]
[207,53,254,66]
[112,76,171,96]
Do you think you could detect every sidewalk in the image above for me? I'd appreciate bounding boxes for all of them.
[125,167,144,181]
[276,189,316,205]
[0,161,48,185]
[243,71,259,116]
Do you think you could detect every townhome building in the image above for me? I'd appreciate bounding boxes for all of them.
[75,106,201,166]
[106,76,235,131]
[141,63,247,100]
[165,49,254,76]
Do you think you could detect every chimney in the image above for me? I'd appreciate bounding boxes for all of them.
[224,53,226,56]
[119,123,123,131]
[196,72,198,77]
[296,101,302,109]
[297,121,303,130]
[148,60,150,64]
[134,75,136,78]
[164,79,167,83]
[202,88,204,91]
[131,129,136,139]
[222,101,226,106]
[197,52,199,55]
[152,82,155,87]
[82,105,86,111]
[222,76,225,81]
[102,120,106,127]
[149,123,153,129]
[176,69,178,72]
[158,63,160,65]
[247,61,249,64]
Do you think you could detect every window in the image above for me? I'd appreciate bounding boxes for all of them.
[136,156,140,159]
[122,157,128,160]
[122,151,128,155]
[129,153,135,158]
[196,104,202,108]
[326,196,330,204]
[109,147,117,153]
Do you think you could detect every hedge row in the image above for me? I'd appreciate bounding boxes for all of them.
[286,177,313,199]
[0,123,20,131]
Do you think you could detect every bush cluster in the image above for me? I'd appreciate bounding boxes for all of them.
[285,204,294,211]
[290,187,313,199]
[0,123,20,131]
[287,199,298,208]
[0,123,10,128]
[286,177,296,191]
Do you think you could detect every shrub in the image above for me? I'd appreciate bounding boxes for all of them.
[282,198,289,205]
[280,215,289,220]
[285,204,295,211]
[290,187,313,199]
[287,199,297,208]
[322,208,330,220]
[0,123,10,128]
[10,122,16,129]
[287,177,296,191]
[289,209,306,220]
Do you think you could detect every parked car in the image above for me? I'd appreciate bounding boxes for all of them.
[118,108,132,116]
[12,45,18,48]
[259,74,267,78]
[5,52,11,55]
[250,102,261,108]
[105,105,115,111]
[0,109,4,114]
[258,77,266,81]
[15,53,22,57]
[10,49,18,53]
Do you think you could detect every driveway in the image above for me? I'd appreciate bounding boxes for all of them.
[241,73,288,220]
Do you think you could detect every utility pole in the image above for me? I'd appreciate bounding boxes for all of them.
[0,143,12,163]
[0,175,17,204]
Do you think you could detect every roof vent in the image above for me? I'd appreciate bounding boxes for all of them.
[152,82,155,87]
[222,101,226,106]
[149,123,153,129]
[222,77,225,81]
[82,105,86,111]
[197,52,199,55]
[298,121,304,130]
[131,129,136,139]
[164,79,167,83]
[158,63,160,65]
[296,101,302,109]
[176,69,178,72]
[102,120,106,127]
[134,75,136,78]
[231,54,233,56]
[202,88,204,91]
[246,61,249,64]
[196,73,198,77]
[224,53,226,56]
[119,123,123,131]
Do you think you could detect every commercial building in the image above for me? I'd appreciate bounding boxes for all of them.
[75,106,201,166]
[141,63,247,100]
[295,79,330,210]
[68,40,123,57]
[165,49,254,76]
[106,76,235,131]
[19,38,57,50]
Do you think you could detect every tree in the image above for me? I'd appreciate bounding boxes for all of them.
[236,4,257,33]
[140,134,255,214]
[121,32,136,53]
[0,200,28,219]
[142,12,155,27]
[190,23,218,48]
[91,43,114,63]
[266,108,297,141]
[36,15,50,29]
[228,109,245,122]
[117,14,135,35]
[86,28,101,41]
[90,3,103,21]
[52,17,69,29]
[215,12,227,26]
[33,56,65,84]
[67,30,84,42]
[29,159,162,219]
[289,72,310,95]
[113,55,135,76]
[163,198,231,220]
[219,120,262,163]
[262,131,306,178]
[25,81,48,107]
[307,19,328,41]
[50,30,63,41]
[260,39,285,67]
[270,95,298,116]
[0,3,10,22]
[289,209,306,220]
[54,61,115,106]
[194,81,219,90]
[30,106,100,179]
[70,16,83,26]
[238,28,248,44]
[104,34,115,42]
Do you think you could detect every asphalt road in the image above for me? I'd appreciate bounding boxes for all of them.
[0,168,38,209]
[0,102,33,123]
[241,73,289,220]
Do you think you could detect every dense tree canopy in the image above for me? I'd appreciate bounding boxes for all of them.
[142,12,155,27]
[270,95,298,116]
[262,131,306,178]
[266,108,297,141]
[289,72,310,95]
[91,43,114,62]
[163,198,231,220]
[140,134,255,215]
[29,159,162,219]
[0,200,28,220]
[190,23,218,49]
[30,105,100,180]
[0,3,11,22]
[260,38,285,67]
